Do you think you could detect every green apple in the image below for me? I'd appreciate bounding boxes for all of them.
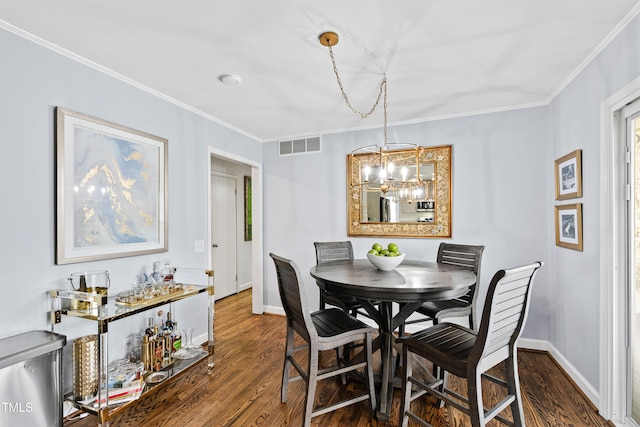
[388,243,398,253]
[368,249,379,255]
[380,249,390,256]
[372,243,383,252]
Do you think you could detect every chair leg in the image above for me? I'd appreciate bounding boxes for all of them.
[319,290,326,310]
[429,317,442,379]
[336,345,347,384]
[506,352,525,426]
[434,367,447,409]
[303,344,319,427]
[399,344,412,427]
[282,327,295,402]
[467,370,486,427]
[364,333,377,412]
[343,343,352,362]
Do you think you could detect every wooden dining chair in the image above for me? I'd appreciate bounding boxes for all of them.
[269,253,377,427]
[402,243,485,334]
[397,261,543,427]
[314,241,370,318]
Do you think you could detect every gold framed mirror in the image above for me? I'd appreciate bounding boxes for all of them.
[347,144,452,237]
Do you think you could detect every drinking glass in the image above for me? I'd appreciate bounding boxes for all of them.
[131,280,145,299]
[143,281,155,300]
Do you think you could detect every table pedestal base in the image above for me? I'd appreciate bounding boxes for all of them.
[359,300,423,421]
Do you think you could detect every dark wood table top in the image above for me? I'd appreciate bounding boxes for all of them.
[310,259,476,303]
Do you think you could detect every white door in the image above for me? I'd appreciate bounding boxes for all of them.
[211,173,238,300]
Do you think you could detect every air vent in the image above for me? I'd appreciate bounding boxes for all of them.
[279,136,321,156]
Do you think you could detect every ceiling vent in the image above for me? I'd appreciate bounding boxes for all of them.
[279,136,321,156]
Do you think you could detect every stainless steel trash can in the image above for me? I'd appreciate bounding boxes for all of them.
[0,331,66,427]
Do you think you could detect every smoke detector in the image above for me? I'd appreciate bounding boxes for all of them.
[218,74,242,86]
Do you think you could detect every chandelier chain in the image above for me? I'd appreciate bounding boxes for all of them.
[383,75,387,146]
[327,44,387,120]
[320,31,426,202]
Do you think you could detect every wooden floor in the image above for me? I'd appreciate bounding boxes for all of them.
[66,289,609,426]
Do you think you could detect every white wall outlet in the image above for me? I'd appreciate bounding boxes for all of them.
[194,240,205,253]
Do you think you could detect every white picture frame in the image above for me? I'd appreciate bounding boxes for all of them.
[55,107,168,264]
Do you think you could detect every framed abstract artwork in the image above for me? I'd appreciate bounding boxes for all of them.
[554,149,582,200]
[554,203,583,251]
[55,107,168,264]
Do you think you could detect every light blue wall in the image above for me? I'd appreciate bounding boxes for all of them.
[0,27,261,349]
[546,11,640,389]
[264,107,550,338]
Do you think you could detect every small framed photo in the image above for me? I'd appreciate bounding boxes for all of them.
[555,203,583,251]
[554,149,582,200]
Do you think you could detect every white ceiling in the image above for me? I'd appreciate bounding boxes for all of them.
[2,1,640,142]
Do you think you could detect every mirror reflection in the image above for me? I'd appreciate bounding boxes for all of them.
[347,145,452,238]
[361,162,435,223]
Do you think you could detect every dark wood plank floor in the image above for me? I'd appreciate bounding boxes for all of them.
[65,289,609,426]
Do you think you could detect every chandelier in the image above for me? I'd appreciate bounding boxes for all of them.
[318,31,428,203]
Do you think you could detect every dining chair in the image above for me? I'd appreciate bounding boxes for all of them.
[402,243,485,334]
[397,261,543,427]
[269,253,377,427]
[314,241,371,319]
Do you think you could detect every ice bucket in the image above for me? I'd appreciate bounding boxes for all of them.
[68,270,110,309]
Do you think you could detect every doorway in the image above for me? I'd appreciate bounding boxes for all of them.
[211,172,238,300]
[600,76,640,424]
[207,147,263,314]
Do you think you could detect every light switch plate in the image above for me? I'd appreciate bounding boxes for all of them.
[194,240,205,253]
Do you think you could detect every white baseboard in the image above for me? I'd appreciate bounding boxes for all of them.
[518,338,599,407]
[264,305,285,316]
[517,337,548,351]
[239,282,252,292]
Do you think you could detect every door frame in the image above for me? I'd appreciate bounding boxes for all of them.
[206,146,264,314]
[600,75,640,423]
[625,104,640,426]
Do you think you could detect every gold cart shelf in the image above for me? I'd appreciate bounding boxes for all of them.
[50,271,215,427]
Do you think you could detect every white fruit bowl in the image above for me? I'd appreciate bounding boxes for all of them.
[366,252,406,271]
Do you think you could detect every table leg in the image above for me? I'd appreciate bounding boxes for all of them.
[376,301,394,421]
[359,299,383,326]
[348,299,431,421]
[375,301,425,421]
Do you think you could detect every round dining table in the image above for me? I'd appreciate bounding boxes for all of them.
[310,258,476,421]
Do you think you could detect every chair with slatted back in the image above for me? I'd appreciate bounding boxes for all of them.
[314,241,366,317]
[269,253,377,427]
[402,243,485,334]
[397,261,543,427]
